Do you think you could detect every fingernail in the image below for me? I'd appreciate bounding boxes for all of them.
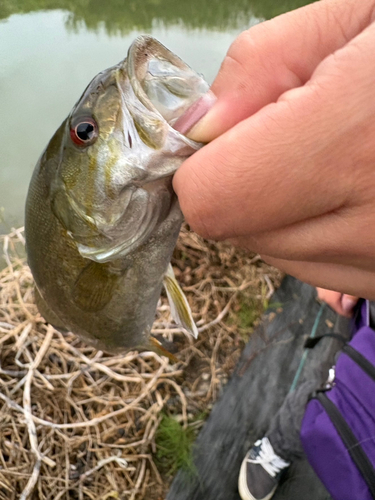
[173,91,217,138]
[341,295,358,315]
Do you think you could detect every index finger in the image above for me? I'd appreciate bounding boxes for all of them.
[188,0,375,142]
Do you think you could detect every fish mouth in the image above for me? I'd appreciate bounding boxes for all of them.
[125,35,210,129]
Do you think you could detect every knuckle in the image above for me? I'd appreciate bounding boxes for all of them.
[216,21,276,98]
[225,29,258,71]
[227,20,273,60]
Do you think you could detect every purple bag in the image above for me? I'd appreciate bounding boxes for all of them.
[300,300,375,500]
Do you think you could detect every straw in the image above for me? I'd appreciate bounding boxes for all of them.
[0,226,281,499]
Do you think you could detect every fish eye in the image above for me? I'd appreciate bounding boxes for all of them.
[70,117,98,147]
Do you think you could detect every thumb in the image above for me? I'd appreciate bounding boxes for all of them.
[187,0,375,143]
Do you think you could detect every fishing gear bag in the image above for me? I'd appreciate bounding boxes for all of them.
[300,300,375,500]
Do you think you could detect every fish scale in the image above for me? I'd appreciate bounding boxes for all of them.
[25,36,209,356]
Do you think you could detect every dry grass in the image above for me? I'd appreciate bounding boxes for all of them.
[0,226,281,500]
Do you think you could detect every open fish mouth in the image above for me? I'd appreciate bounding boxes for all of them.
[126,35,210,128]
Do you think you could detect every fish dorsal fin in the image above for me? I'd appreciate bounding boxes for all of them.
[73,261,117,312]
[163,264,198,339]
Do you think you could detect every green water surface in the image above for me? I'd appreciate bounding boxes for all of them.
[0,0,312,233]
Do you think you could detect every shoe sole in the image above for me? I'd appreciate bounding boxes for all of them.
[238,455,277,500]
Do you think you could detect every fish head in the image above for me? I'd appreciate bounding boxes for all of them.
[50,35,209,263]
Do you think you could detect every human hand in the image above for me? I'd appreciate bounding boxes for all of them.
[316,288,358,317]
[174,0,375,299]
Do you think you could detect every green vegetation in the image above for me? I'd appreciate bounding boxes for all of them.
[232,288,271,341]
[155,413,197,477]
[238,298,261,330]
[267,301,284,310]
[0,0,315,34]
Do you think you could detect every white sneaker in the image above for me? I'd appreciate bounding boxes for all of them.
[238,437,290,500]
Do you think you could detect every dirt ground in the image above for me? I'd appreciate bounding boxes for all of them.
[0,226,281,500]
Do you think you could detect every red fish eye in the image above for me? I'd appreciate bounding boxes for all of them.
[70,117,98,146]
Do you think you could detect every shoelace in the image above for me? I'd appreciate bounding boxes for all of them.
[246,437,290,478]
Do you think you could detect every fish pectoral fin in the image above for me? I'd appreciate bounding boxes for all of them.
[163,264,198,339]
[73,261,117,312]
[34,286,68,332]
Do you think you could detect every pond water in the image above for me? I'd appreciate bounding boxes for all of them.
[0,0,311,233]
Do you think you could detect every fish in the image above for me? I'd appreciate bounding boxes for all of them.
[25,35,211,355]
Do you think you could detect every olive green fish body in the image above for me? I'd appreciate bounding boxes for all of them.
[25,36,208,352]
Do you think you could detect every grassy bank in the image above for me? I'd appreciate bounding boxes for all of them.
[0,226,281,500]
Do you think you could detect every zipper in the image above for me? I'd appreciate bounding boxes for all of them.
[315,392,375,499]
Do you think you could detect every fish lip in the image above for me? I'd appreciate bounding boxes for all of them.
[123,35,204,150]
[126,35,173,113]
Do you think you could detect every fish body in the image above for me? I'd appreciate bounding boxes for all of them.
[25,36,209,353]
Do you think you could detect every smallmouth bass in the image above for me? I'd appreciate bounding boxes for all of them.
[25,36,211,355]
